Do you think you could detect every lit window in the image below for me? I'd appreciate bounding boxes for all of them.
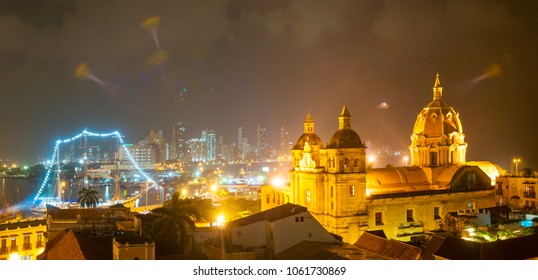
[23,236,31,250]
[350,185,355,196]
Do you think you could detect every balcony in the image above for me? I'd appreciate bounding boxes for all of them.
[36,241,44,248]
[23,244,32,250]
[0,247,7,254]
[496,189,503,196]
[523,191,536,199]
[10,245,18,252]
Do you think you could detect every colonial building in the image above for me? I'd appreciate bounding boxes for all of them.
[495,176,538,210]
[0,218,47,260]
[270,74,500,243]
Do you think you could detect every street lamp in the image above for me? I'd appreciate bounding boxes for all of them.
[513,158,521,176]
[403,156,409,167]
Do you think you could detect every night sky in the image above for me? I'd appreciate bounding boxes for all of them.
[1,0,537,171]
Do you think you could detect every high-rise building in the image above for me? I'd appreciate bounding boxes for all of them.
[120,139,156,166]
[257,125,267,161]
[172,122,188,163]
[217,135,223,162]
[149,129,167,164]
[202,129,217,162]
[187,138,204,163]
[237,127,243,153]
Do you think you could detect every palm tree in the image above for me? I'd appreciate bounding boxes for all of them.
[78,187,99,208]
[151,193,215,255]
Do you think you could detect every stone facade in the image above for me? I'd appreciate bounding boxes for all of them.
[278,74,497,243]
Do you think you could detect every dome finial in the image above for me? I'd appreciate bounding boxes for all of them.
[433,73,443,100]
[340,105,351,117]
[305,112,313,123]
[338,105,352,129]
[304,112,315,133]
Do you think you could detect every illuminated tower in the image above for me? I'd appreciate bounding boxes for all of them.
[409,74,467,167]
[289,107,367,243]
[202,129,217,162]
[257,125,267,161]
[173,122,188,163]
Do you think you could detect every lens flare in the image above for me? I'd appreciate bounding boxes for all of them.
[472,63,502,83]
[74,63,105,85]
[141,16,161,50]
[378,102,389,109]
[141,16,160,31]
[145,50,168,66]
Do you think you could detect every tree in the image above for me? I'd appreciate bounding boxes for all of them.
[78,187,99,208]
[522,168,533,178]
[151,193,215,255]
[219,197,261,219]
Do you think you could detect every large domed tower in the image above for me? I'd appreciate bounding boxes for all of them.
[409,74,467,167]
[323,105,366,173]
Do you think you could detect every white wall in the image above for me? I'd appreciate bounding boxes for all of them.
[230,221,268,248]
[272,213,337,254]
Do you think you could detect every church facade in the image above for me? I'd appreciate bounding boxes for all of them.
[269,74,498,243]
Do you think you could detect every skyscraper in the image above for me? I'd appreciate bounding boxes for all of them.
[257,125,267,161]
[237,127,243,151]
[202,129,217,162]
[173,122,188,163]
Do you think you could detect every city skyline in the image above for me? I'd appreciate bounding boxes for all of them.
[1,1,537,172]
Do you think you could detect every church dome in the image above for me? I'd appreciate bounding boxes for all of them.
[327,129,365,148]
[293,113,323,150]
[412,74,463,137]
[326,106,365,149]
[409,74,467,167]
[294,133,323,150]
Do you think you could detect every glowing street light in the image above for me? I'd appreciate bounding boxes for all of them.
[367,155,376,169]
[215,214,226,227]
[513,158,522,176]
[403,156,409,166]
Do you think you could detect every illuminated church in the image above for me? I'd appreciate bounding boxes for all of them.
[265,74,500,243]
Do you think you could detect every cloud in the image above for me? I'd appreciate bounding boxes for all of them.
[371,0,522,53]
[0,14,39,53]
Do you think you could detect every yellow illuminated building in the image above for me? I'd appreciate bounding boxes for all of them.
[266,74,501,243]
[0,219,47,260]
